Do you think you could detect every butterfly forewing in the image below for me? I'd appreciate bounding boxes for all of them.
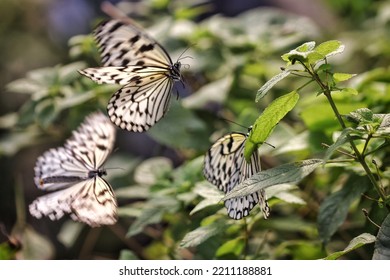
[30,111,118,227]
[204,132,270,220]
[94,19,173,68]
[79,19,183,132]
[65,112,116,170]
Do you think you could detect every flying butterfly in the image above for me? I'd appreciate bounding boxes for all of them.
[29,112,118,227]
[79,19,184,132]
[203,128,270,220]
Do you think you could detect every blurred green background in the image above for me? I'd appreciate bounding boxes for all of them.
[1,0,390,260]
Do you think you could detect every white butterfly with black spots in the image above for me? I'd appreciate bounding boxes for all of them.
[203,129,270,220]
[79,19,183,132]
[29,112,118,227]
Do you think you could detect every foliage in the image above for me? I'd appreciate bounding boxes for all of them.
[1,0,390,260]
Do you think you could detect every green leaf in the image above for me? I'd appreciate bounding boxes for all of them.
[269,184,306,205]
[245,90,299,161]
[296,41,316,52]
[377,113,390,135]
[119,250,139,260]
[373,213,390,260]
[190,181,224,215]
[339,87,358,95]
[314,40,344,58]
[300,98,367,134]
[57,221,84,248]
[115,185,150,199]
[223,159,322,200]
[180,220,228,248]
[133,157,173,185]
[307,51,325,65]
[182,76,233,108]
[126,196,179,237]
[18,226,55,260]
[281,41,316,64]
[323,128,353,161]
[0,128,41,156]
[0,113,18,129]
[333,73,356,82]
[215,237,245,257]
[324,233,376,260]
[256,70,291,101]
[318,176,369,243]
[148,102,209,150]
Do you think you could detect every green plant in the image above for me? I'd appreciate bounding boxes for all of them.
[1,1,390,260]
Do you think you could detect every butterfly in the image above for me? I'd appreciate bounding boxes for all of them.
[29,112,118,227]
[79,19,183,132]
[203,129,270,220]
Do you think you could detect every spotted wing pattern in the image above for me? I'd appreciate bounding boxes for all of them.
[203,132,270,220]
[29,112,118,227]
[79,19,182,132]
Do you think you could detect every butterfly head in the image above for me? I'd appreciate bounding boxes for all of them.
[89,169,107,178]
[170,61,182,81]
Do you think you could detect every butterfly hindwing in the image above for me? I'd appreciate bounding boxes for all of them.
[204,132,270,220]
[79,19,182,132]
[30,112,118,227]
[29,177,117,227]
[107,73,173,132]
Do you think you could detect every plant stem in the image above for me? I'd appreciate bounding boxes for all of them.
[323,88,388,205]
[301,61,389,209]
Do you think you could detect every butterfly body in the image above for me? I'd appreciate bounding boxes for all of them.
[29,112,117,227]
[204,130,270,220]
[79,19,184,132]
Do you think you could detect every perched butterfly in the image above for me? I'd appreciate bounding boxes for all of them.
[203,129,270,220]
[79,19,184,132]
[29,112,118,227]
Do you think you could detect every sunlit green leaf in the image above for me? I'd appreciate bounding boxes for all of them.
[256,70,292,101]
[333,73,356,83]
[340,87,358,95]
[215,237,245,257]
[314,40,344,58]
[245,90,299,161]
[281,41,316,64]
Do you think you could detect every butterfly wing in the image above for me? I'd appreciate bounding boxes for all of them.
[93,19,174,68]
[204,132,270,219]
[31,112,118,227]
[29,177,117,227]
[78,19,181,132]
[34,147,90,191]
[64,111,116,170]
[106,74,173,132]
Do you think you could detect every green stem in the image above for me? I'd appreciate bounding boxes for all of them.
[301,61,389,209]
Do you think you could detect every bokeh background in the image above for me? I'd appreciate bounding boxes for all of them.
[1,0,390,260]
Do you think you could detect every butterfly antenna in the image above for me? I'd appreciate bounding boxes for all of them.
[177,44,196,62]
[263,141,276,149]
[217,116,248,130]
[105,167,125,171]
